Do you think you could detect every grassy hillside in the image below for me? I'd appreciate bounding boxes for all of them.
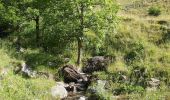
[0,0,170,99]
[118,0,170,15]
[109,0,170,77]
[104,0,170,99]
[0,40,56,99]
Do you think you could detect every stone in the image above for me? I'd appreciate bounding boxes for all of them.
[79,96,86,100]
[20,62,38,78]
[61,65,88,83]
[51,82,68,99]
[21,62,33,78]
[82,56,109,73]
[148,78,160,88]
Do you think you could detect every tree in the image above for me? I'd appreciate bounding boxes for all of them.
[0,0,21,37]
[44,0,118,65]
[1,0,50,46]
[19,0,50,47]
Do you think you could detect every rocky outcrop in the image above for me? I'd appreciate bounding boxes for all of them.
[82,56,109,73]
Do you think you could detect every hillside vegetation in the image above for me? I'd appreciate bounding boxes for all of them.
[0,0,170,99]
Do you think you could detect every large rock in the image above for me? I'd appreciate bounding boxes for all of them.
[51,82,68,99]
[82,56,109,73]
[61,65,88,83]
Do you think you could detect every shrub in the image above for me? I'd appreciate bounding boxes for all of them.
[92,71,108,80]
[148,6,161,16]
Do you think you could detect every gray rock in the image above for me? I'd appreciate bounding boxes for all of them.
[79,96,86,100]
[51,82,68,99]
[82,56,109,73]
[148,78,160,87]
[21,62,37,78]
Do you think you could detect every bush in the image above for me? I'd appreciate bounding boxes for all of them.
[148,6,161,16]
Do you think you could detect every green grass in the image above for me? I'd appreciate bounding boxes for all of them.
[0,0,170,99]
[0,49,13,67]
[0,40,57,100]
[0,72,56,100]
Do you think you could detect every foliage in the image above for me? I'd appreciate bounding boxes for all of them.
[148,6,161,16]
[113,84,145,95]
[0,0,170,99]
[92,71,108,80]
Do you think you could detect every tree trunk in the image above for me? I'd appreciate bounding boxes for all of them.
[77,38,82,65]
[76,3,84,65]
[35,16,40,47]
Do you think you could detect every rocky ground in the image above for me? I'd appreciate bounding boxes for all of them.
[6,56,161,100]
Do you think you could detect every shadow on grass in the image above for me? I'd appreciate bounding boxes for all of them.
[21,51,64,70]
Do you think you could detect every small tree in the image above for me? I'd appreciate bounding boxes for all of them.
[44,0,119,65]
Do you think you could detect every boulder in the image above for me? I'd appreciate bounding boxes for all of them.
[82,56,109,73]
[51,82,68,99]
[61,65,88,83]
